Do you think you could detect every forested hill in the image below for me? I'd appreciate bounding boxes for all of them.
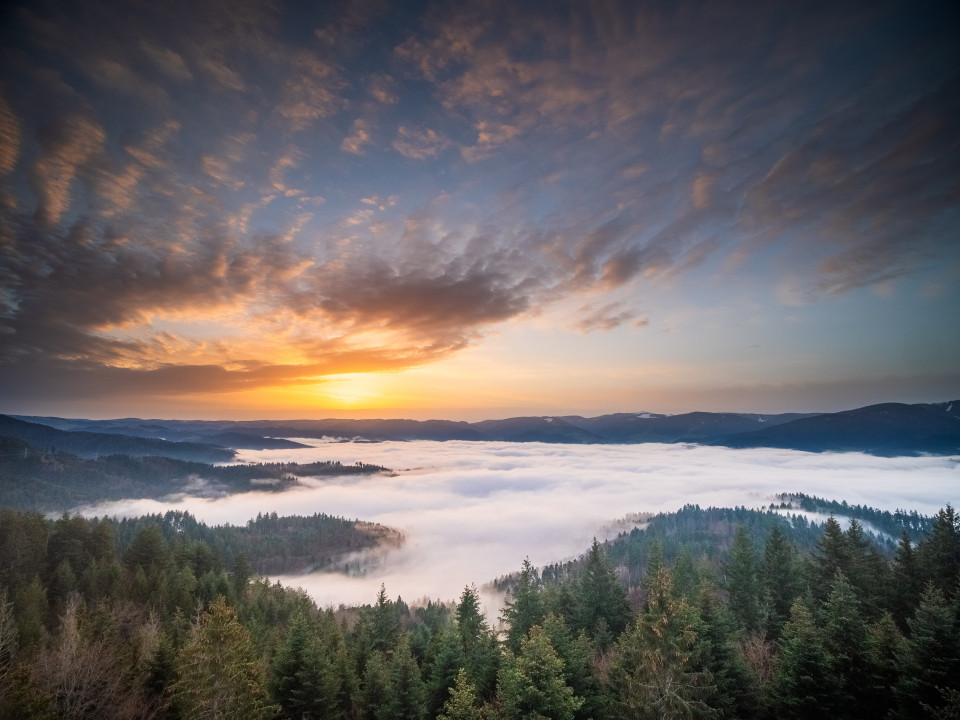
[1,498,958,719]
[0,414,235,462]
[0,437,387,511]
[15,397,960,454]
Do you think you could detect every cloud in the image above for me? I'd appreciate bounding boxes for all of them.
[277,52,346,129]
[573,303,644,333]
[77,441,960,608]
[391,125,452,159]
[30,115,105,224]
[0,93,21,174]
[0,0,956,409]
[341,118,373,155]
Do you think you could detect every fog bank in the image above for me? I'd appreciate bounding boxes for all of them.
[79,442,959,610]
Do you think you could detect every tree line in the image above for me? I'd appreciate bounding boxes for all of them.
[0,501,958,718]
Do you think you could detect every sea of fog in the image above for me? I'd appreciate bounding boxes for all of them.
[78,441,959,613]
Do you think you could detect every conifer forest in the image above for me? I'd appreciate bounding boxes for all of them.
[1,495,959,719]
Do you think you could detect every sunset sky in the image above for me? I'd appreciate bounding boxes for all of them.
[1,0,958,420]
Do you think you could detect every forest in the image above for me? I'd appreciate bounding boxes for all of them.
[0,496,958,719]
[0,437,386,510]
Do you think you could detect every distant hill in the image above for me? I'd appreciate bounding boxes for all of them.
[0,415,235,463]
[711,401,960,455]
[9,398,960,456]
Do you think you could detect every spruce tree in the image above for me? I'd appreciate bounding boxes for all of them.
[437,669,483,720]
[496,626,583,720]
[574,539,631,646]
[173,597,276,720]
[502,559,545,653]
[379,635,427,720]
[892,584,960,719]
[726,527,761,634]
[769,598,838,719]
[821,571,869,719]
[761,524,803,637]
[609,567,717,720]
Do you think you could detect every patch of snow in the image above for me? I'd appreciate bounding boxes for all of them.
[636,413,653,419]
[758,417,766,423]
[544,417,554,423]
[948,403,953,413]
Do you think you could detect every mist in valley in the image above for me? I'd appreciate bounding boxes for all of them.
[76,441,959,612]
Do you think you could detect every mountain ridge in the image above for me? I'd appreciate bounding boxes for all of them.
[8,398,960,456]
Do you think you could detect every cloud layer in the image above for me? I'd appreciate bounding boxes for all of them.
[0,0,957,410]
[77,441,960,609]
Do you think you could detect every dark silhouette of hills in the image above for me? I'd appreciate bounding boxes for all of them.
[712,401,960,455]
[9,398,960,456]
[0,415,235,462]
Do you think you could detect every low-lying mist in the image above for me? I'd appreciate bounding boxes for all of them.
[78,441,958,612]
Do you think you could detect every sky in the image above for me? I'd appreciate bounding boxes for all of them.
[1,0,958,420]
[76,440,960,609]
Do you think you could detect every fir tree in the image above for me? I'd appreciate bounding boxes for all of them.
[496,626,583,720]
[725,527,761,634]
[437,669,483,720]
[892,584,960,719]
[769,598,838,719]
[502,559,545,653]
[574,539,631,646]
[609,567,718,720]
[173,597,276,720]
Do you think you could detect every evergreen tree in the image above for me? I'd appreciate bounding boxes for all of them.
[842,519,889,617]
[916,505,960,598]
[496,626,583,720]
[425,625,467,718]
[573,539,631,646]
[862,612,904,719]
[695,584,758,719]
[821,571,869,719]
[809,516,847,604]
[891,531,921,628]
[455,586,499,699]
[892,584,960,719]
[761,525,803,637]
[539,612,609,720]
[769,598,838,719]
[379,635,427,720]
[726,527,761,634]
[271,609,345,719]
[609,567,717,720]
[502,559,545,653]
[173,597,276,720]
[437,668,483,720]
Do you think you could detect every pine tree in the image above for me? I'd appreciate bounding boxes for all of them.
[809,516,847,603]
[455,586,499,699]
[892,584,960,719]
[862,612,904,719]
[891,531,921,628]
[761,525,803,637]
[726,526,761,634]
[574,539,631,646]
[437,668,483,720]
[378,635,427,720]
[609,567,717,720]
[496,626,583,720]
[502,559,545,653]
[539,612,609,720]
[917,505,960,598]
[821,571,869,718]
[271,609,344,719]
[173,597,276,720]
[425,625,467,718]
[769,598,838,719]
